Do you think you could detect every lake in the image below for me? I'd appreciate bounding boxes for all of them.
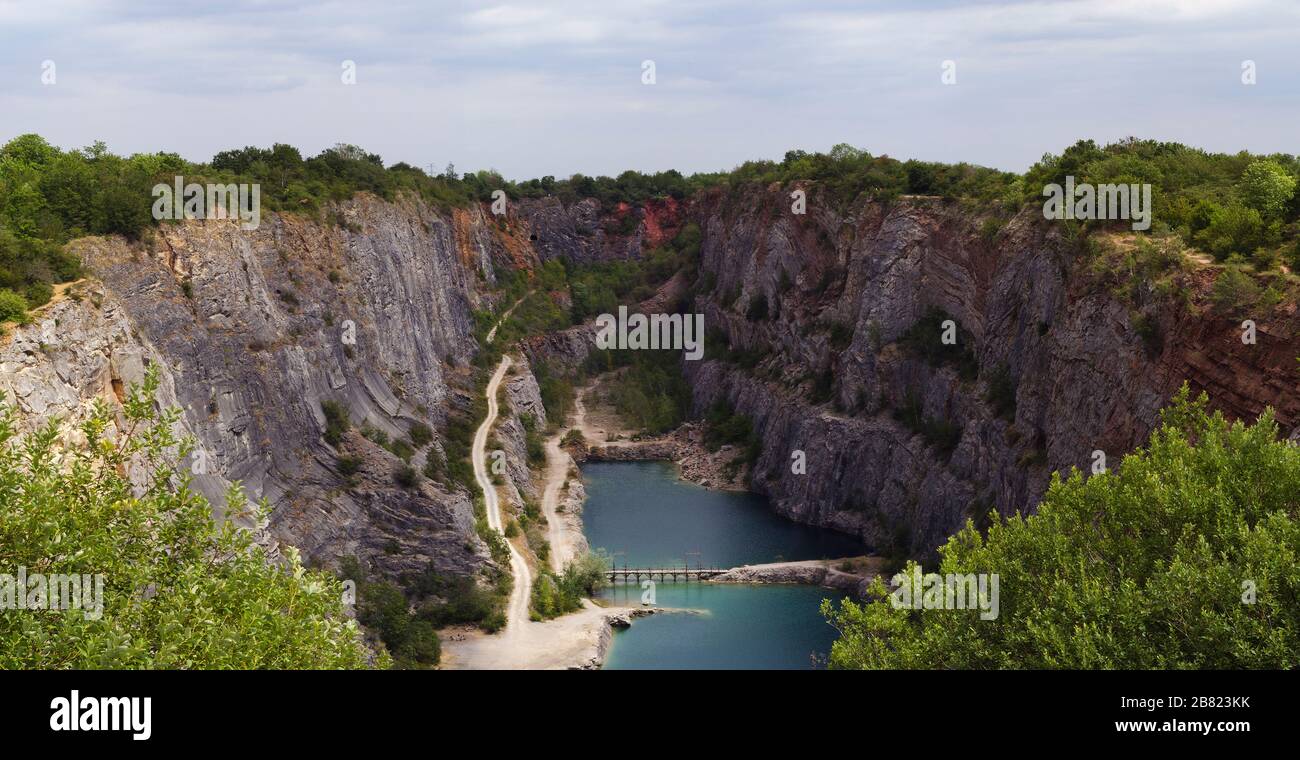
[581,461,863,669]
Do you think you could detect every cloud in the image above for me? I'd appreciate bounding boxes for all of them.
[0,0,1296,178]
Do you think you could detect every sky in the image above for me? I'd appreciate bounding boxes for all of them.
[1,0,1297,179]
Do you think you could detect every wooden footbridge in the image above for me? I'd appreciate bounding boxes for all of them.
[605,566,726,583]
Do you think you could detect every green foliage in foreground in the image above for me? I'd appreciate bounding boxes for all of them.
[0,367,373,669]
[824,385,1300,669]
[531,551,609,620]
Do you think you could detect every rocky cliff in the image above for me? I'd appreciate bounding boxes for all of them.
[1,194,550,582]
[4,182,1295,578]
[684,185,1300,559]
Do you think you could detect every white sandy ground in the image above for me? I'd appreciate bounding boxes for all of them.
[445,361,657,669]
[573,382,639,447]
[540,417,582,571]
[471,356,533,637]
[438,601,656,670]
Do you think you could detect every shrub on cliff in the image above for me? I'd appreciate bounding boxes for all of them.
[823,385,1300,669]
[1195,203,1275,261]
[899,308,979,381]
[321,400,350,446]
[1210,262,1261,316]
[0,367,373,669]
[0,288,29,324]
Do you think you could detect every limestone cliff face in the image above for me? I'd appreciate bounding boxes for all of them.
[4,182,1295,576]
[516,197,642,264]
[685,185,1300,558]
[2,194,545,581]
[0,191,642,585]
[497,355,547,505]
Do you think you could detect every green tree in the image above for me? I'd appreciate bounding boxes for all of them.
[823,385,1300,669]
[0,289,27,323]
[0,134,59,167]
[0,367,374,669]
[1238,160,1297,220]
[1210,263,1261,316]
[1195,203,1268,260]
[530,551,609,619]
[1,183,48,237]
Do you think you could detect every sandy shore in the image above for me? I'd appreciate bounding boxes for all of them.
[708,557,881,593]
[440,601,663,670]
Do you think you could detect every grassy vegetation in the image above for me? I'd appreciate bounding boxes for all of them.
[1025,139,1300,262]
[703,328,767,370]
[585,348,693,435]
[407,422,433,448]
[721,144,1021,206]
[533,359,577,430]
[6,131,1300,330]
[825,386,1300,669]
[320,400,350,447]
[984,364,1017,421]
[521,413,546,467]
[566,223,702,323]
[428,374,486,493]
[468,225,700,435]
[405,562,508,632]
[335,455,362,483]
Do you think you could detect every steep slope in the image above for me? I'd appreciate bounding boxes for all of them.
[686,185,1300,559]
[2,194,546,582]
[4,180,1294,582]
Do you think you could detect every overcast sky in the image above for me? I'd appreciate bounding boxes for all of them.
[1,0,1297,179]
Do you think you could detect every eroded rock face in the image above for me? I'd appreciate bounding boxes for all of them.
[2,283,156,439]
[1,191,637,585]
[1,195,554,581]
[522,323,597,375]
[686,186,1300,559]
[0,283,216,497]
[497,355,547,504]
[6,182,1295,579]
[515,197,642,264]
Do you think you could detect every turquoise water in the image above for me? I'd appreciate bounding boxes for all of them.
[581,461,862,670]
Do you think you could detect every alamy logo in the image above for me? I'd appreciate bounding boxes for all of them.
[1,566,103,620]
[1042,175,1151,231]
[594,305,705,361]
[50,690,151,741]
[152,176,261,230]
[889,566,1000,620]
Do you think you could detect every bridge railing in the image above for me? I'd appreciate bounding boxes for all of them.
[603,566,726,580]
